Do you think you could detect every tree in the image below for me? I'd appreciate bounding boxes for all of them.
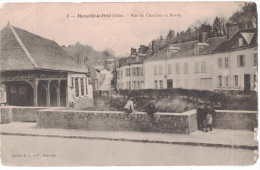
[229,2,257,29]
[166,30,175,44]
[213,17,222,36]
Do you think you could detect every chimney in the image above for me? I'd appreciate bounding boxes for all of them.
[226,23,239,39]
[131,48,137,55]
[152,40,156,55]
[202,32,208,43]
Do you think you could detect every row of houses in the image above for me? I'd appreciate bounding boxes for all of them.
[0,23,93,108]
[116,28,257,92]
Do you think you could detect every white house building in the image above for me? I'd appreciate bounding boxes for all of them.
[116,46,150,90]
[212,28,257,92]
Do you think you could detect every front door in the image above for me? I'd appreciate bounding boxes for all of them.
[244,74,251,92]
[167,79,173,89]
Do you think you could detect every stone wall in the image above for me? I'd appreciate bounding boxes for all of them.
[36,109,198,134]
[0,106,63,123]
[214,110,257,131]
[0,107,11,124]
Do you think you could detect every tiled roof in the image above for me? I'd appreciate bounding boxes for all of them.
[146,40,198,61]
[0,24,88,73]
[213,28,257,53]
[146,36,227,62]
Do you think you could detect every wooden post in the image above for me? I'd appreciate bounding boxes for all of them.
[57,80,61,107]
[33,79,38,106]
[83,77,87,96]
[46,80,50,107]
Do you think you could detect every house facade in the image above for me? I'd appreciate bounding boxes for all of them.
[212,29,257,92]
[0,23,93,108]
[116,47,149,90]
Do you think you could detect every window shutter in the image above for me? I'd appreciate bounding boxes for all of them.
[242,55,245,66]
[237,55,240,67]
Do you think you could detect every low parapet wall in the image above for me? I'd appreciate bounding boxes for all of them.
[214,110,258,131]
[0,106,64,123]
[36,109,198,134]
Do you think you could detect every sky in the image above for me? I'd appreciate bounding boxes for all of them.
[0,2,241,56]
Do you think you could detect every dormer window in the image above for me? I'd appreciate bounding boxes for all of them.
[167,45,180,57]
[194,44,199,54]
[194,43,208,55]
[239,38,243,46]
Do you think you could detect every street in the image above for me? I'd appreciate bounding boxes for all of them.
[1,135,256,166]
[98,69,113,91]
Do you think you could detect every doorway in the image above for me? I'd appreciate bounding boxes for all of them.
[244,74,251,92]
[167,79,173,89]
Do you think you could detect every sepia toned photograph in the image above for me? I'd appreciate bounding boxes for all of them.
[0,1,258,166]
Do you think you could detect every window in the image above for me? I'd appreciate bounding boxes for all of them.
[167,64,172,74]
[225,57,229,68]
[159,65,162,75]
[136,67,140,76]
[159,80,163,89]
[121,70,123,78]
[201,61,206,73]
[85,78,88,95]
[237,55,245,67]
[218,58,222,68]
[184,63,188,74]
[176,63,180,74]
[195,61,199,73]
[75,78,79,97]
[154,80,158,89]
[80,78,84,96]
[132,67,136,76]
[137,81,140,89]
[125,68,127,77]
[140,68,143,76]
[127,81,131,89]
[218,76,222,87]
[234,75,239,87]
[154,65,158,75]
[132,81,136,89]
[254,51,257,66]
[239,38,243,46]
[225,76,230,87]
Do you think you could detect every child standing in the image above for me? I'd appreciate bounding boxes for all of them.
[205,103,215,132]
[206,113,213,132]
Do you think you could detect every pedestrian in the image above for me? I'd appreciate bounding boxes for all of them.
[124,97,134,115]
[205,102,215,132]
[145,97,158,122]
[197,102,206,131]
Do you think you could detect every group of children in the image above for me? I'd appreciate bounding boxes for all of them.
[197,101,215,132]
